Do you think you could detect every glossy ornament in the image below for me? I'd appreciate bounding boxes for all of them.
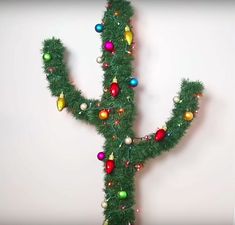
[80,103,88,111]
[110,77,120,97]
[96,56,103,64]
[47,67,56,73]
[125,136,132,145]
[101,201,108,209]
[97,152,106,161]
[43,53,52,62]
[124,26,133,45]
[118,191,127,200]
[155,129,167,142]
[184,111,194,121]
[95,24,104,33]
[102,62,110,70]
[57,92,66,112]
[104,41,115,52]
[114,11,121,16]
[99,109,109,120]
[135,163,144,172]
[173,96,180,103]
[106,153,115,174]
[117,108,125,116]
[129,78,138,87]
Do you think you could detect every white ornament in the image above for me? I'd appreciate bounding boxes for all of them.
[96,56,103,64]
[80,103,88,111]
[101,201,108,209]
[173,96,180,103]
[125,137,132,145]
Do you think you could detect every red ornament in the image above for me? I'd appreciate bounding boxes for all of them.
[155,129,167,142]
[110,78,120,97]
[103,62,110,70]
[106,160,115,174]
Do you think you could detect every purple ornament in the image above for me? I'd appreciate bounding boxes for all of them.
[104,41,114,52]
[97,152,106,161]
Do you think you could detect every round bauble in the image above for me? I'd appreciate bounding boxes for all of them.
[104,41,115,52]
[125,137,132,145]
[99,109,109,120]
[96,57,103,64]
[80,103,88,111]
[118,191,127,200]
[184,111,194,121]
[101,201,108,209]
[97,152,106,161]
[95,24,104,33]
[129,78,138,87]
[173,96,180,103]
[43,53,52,62]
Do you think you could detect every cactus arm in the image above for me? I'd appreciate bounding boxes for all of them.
[42,38,99,125]
[132,80,204,163]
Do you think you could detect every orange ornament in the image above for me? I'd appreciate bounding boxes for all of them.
[184,111,194,121]
[99,109,109,120]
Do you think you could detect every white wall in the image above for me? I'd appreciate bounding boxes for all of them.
[0,1,234,225]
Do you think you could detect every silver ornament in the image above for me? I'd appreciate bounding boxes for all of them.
[96,56,103,64]
[101,201,108,209]
[80,103,88,111]
[173,96,180,103]
[125,137,132,145]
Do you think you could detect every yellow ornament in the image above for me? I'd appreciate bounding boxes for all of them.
[57,92,66,112]
[184,111,194,121]
[99,109,109,120]
[124,26,133,45]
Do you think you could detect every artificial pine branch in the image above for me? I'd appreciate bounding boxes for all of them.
[42,0,204,224]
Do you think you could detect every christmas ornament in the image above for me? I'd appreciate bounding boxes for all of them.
[101,201,108,209]
[42,1,204,224]
[110,77,120,97]
[118,191,127,200]
[106,153,115,174]
[155,129,167,142]
[184,111,194,121]
[97,152,106,161]
[104,41,115,52]
[80,103,88,111]
[102,62,110,70]
[96,56,103,64]
[57,92,66,112]
[114,11,120,16]
[124,26,133,45]
[43,53,52,62]
[129,78,138,87]
[173,96,180,103]
[124,137,132,145]
[135,163,144,172]
[99,109,109,120]
[95,24,104,33]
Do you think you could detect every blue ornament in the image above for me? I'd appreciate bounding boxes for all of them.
[95,24,104,33]
[129,78,138,87]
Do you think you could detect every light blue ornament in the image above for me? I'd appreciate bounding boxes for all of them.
[129,78,138,87]
[95,24,104,33]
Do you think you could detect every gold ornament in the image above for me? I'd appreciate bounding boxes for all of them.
[184,111,194,121]
[99,109,109,120]
[114,11,120,16]
[57,92,66,112]
[124,26,133,45]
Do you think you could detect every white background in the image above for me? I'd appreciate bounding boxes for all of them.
[0,1,234,225]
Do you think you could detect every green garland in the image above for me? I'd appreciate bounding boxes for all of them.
[42,0,204,224]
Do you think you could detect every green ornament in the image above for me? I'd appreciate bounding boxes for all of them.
[43,53,52,62]
[118,191,127,200]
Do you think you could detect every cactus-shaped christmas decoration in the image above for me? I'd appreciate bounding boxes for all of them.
[42,0,204,224]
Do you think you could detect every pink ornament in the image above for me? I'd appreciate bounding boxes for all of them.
[97,152,106,161]
[104,41,115,52]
